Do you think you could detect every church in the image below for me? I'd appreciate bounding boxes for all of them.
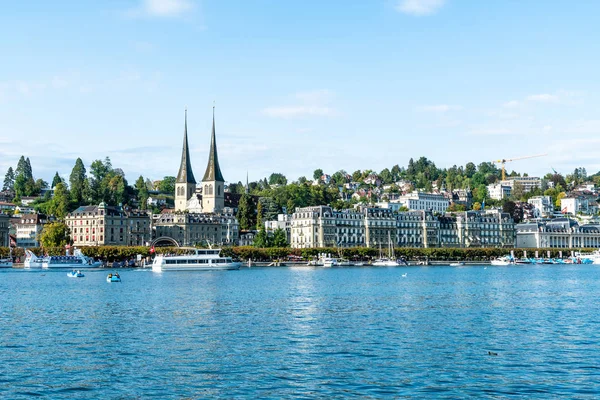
[153,109,239,247]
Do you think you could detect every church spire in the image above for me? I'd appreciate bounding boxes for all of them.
[246,171,249,194]
[176,108,196,184]
[202,106,225,182]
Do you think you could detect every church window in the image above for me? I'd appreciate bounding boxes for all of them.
[218,185,221,195]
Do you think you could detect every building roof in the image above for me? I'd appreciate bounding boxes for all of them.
[176,109,197,185]
[202,108,224,182]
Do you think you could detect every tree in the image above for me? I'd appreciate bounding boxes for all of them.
[473,202,482,211]
[253,227,270,248]
[556,191,567,208]
[158,176,176,194]
[3,167,15,191]
[511,181,525,201]
[272,228,288,247]
[135,176,149,210]
[51,172,63,188]
[236,194,256,230]
[268,173,287,186]
[39,222,71,248]
[465,162,476,178]
[313,169,323,181]
[49,182,71,219]
[256,201,263,230]
[69,158,87,205]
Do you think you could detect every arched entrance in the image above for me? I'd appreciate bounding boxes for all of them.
[151,237,180,247]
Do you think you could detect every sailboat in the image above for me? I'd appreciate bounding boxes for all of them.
[372,232,401,266]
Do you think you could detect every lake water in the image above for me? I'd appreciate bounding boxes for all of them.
[1,264,600,398]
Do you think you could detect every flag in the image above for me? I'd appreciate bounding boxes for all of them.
[562,207,568,214]
[481,199,485,210]
[150,246,155,254]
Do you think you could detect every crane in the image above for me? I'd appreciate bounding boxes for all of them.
[492,154,547,181]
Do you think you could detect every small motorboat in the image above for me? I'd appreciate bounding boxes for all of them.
[107,273,121,283]
[67,270,85,278]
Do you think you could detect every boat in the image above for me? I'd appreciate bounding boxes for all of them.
[0,258,12,268]
[0,248,14,268]
[107,272,121,282]
[491,256,514,266]
[67,270,85,278]
[450,262,465,266]
[24,250,46,269]
[151,247,241,272]
[42,249,103,269]
[574,250,600,265]
[373,232,403,266]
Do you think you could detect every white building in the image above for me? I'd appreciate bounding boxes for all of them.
[516,219,600,248]
[528,196,554,218]
[14,213,48,248]
[487,183,512,200]
[396,191,449,213]
[265,214,292,243]
[561,196,589,215]
[503,176,542,193]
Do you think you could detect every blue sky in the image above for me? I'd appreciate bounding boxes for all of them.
[1,0,600,186]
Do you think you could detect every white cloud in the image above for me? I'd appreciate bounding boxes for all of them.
[396,0,446,16]
[467,128,515,136]
[128,0,195,18]
[502,100,521,108]
[416,104,462,112]
[262,89,338,118]
[527,93,559,103]
[262,106,336,118]
[295,89,333,104]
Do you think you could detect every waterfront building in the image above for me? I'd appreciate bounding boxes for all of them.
[290,206,336,248]
[66,203,151,246]
[396,191,449,213]
[156,108,238,246]
[238,230,257,246]
[289,206,515,249]
[528,196,554,218]
[13,213,48,248]
[0,213,9,247]
[516,218,600,248]
[362,206,396,248]
[333,209,365,247]
[153,211,238,247]
[487,183,512,200]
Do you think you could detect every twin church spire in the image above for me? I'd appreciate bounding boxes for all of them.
[175,107,225,213]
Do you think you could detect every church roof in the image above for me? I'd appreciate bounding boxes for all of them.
[176,109,196,184]
[202,107,224,182]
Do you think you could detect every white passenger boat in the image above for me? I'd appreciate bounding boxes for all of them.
[24,250,45,269]
[42,249,102,269]
[152,247,241,272]
[0,257,12,268]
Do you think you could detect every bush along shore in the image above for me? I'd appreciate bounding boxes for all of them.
[0,246,594,263]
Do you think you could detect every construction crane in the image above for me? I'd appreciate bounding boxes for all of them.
[492,154,547,181]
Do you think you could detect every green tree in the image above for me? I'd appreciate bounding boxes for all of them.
[313,169,324,181]
[253,227,270,248]
[511,181,525,201]
[256,201,263,230]
[556,191,567,208]
[51,172,63,188]
[272,228,288,247]
[158,176,176,194]
[49,182,71,219]
[3,167,15,191]
[268,173,287,186]
[135,175,149,210]
[236,194,256,230]
[39,222,71,248]
[69,158,87,205]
